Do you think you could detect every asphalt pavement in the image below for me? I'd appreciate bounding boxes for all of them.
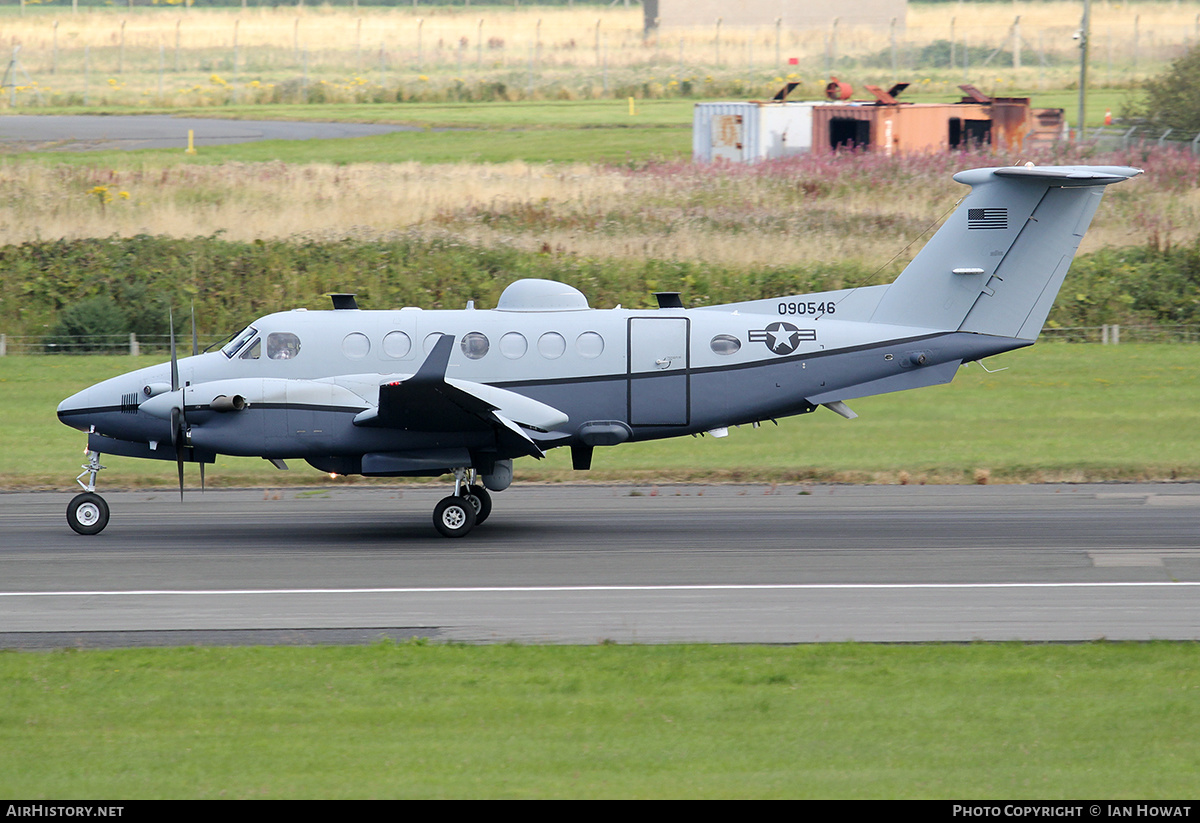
[2,483,1198,647]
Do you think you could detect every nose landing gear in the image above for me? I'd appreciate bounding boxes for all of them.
[68,450,110,535]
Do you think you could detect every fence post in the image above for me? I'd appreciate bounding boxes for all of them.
[130,332,139,356]
[1113,324,1120,345]
[0,333,6,357]
[1101,324,1108,345]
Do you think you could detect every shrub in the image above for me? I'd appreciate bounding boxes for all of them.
[1137,44,1200,132]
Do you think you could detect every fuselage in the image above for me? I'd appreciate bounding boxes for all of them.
[57,280,1025,473]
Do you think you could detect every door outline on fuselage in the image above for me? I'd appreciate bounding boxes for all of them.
[627,317,690,427]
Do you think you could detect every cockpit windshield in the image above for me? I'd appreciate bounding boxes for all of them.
[222,326,258,359]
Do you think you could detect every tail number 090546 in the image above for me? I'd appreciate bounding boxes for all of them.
[779,301,835,316]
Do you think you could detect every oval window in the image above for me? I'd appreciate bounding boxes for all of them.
[499,332,528,360]
[461,332,490,360]
[342,332,371,360]
[576,331,604,359]
[383,331,412,359]
[423,333,444,355]
[710,334,741,355]
[537,332,566,360]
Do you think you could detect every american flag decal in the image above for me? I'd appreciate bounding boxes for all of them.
[968,208,1008,230]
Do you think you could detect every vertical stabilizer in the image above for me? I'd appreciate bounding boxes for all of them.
[869,165,1141,338]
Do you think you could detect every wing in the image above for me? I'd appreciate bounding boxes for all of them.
[351,334,569,459]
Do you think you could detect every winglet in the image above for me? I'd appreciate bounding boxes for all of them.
[412,334,455,383]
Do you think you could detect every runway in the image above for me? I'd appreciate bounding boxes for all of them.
[1,484,1198,647]
[0,114,428,152]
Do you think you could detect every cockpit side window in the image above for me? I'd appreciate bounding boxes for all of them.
[222,326,258,359]
[267,332,301,360]
[239,338,261,360]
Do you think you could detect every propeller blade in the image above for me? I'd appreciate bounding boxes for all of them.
[191,304,198,358]
[168,310,187,501]
[169,309,179,392]
[175,440,185,502]
[199,461,205,493]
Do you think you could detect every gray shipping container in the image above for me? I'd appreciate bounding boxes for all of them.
[692,101,826,163]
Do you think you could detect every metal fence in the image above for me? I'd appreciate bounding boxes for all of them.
[3,326,1199,355]
[0,332,228,355]
[1084,126,1200,156]
[1040,325,1200,344]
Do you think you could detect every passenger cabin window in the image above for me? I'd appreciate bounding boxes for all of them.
[222,326,257,358]
[710,334,741,355]
[461,332,489,360]
[267,332,301,360]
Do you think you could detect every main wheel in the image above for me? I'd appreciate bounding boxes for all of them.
[433,495,477,538]
[464,484,492,525]
[67,492,109,536]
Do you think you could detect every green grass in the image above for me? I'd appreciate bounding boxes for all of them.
[6,343,1199,490]
[3,126,691,167]
[1,100,696,165]
[1,641,1196,799]
[0,87,1132,166]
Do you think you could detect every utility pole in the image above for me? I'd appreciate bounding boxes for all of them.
[1077,0,1091,141]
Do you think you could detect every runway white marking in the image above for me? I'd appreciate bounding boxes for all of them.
[3,581,1200,598]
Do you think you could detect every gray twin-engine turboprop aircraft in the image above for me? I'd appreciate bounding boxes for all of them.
[57,164,1141,537]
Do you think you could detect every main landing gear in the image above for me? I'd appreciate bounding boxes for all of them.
[67,451,110,536]
[65,453,492,538]
[432,468,492,538]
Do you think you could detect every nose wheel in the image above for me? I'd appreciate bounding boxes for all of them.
[67,492,110,535]
[67,450,109,535]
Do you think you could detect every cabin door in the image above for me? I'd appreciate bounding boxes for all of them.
[627,317,690,427]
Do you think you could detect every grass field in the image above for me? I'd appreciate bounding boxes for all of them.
[6,342,1199,490]
[0,2,1190,111]
[2,641,1198,799]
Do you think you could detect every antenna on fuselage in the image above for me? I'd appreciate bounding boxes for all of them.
[329,293,359,310]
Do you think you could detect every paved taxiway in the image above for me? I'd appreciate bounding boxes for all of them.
[0,114,426,152]
[1,484,1198,647]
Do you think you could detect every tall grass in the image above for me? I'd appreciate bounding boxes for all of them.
[0,144,1192,292]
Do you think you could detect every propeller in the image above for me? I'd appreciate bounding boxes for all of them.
[191,305,204,492]
[168,309,190,501]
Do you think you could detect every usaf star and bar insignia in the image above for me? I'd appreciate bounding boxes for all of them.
[748,322,816,356]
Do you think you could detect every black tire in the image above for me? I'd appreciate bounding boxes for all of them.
[67,492,109,536]
[465,484,492,525]
[433,495,477,538]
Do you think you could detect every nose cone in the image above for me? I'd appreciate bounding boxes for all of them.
[57,385,98,431]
